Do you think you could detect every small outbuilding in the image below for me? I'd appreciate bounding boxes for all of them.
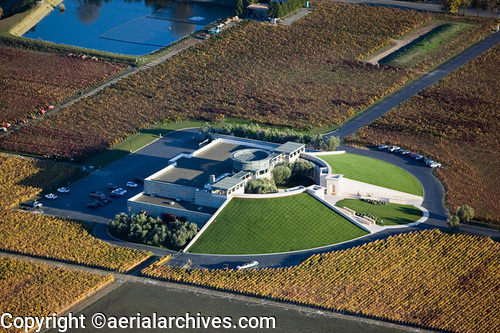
[246,3,269,19]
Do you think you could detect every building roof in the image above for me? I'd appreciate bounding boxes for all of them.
[247,3,269,10]
[231,149,271,163]
[212,176,245,191]
[152,142,245,187]
[274,141,306,155]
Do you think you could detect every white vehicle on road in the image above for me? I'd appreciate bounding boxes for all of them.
[126,181,138,188]
[57,187,70,193]
[45,193,58,199]
[236,261,259,270]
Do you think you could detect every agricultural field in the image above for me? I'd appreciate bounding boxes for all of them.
[320,153,423,196]
[0,155,151,271]
[188,193,368,254]
[0,3,432,160]
[144,230,500,333]
[351,45,500,225]
[378,16,493,71]
[0,256,113,333]
[336,198,423,225]
[0,46,126,124]
[66,281,409,333]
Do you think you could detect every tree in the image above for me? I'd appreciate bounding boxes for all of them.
[321,136,340,151]
[235,0,244,16]
[447,215,461,231]
[456,205,474,223]
[440,0,471,12]
[0,6,3,19]
[268,0,279,18]
[245,178,277,194]
[272,165,291,185]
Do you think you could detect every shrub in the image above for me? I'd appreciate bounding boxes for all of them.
[245,178,277,194]
[271,165,291,185]
[109,213,198,249]
[361,198,388,205]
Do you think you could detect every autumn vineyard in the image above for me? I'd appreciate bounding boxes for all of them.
[0,256,113,333]
[350,44,500,225]
[0,3,492,162]
[143,230,500,333]
[0,155,151,271]
[0,46,126,124]
[0,3,431,160]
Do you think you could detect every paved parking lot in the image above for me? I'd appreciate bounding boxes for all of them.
[40,128,201,224]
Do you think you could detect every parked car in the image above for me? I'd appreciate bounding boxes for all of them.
[133,177,144,184]
[430,162,442,168]
[400,150,410,155]
[378,145,388,150]
[45,193,58,200]
[111,188,127,196]
[57,187,70,193]
[109,192,120,198]
[389,146,400,152]
[39,110,47,114]
[20,201,42,208]
[0,127,7,132]
[86,202,98,209]
[90,191,106,199]
[100,197,112,204]
[107,183,118,190]
[48,105,55,110]
[414,154,424,161]
[94,200,104,207]
[126,181,138,188]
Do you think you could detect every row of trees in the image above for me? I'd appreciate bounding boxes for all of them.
[440,0,500,13]
[109,213,198,249]
[201,123,340,151]
[268,0,307,18]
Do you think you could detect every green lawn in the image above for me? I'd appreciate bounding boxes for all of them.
[188,193,368,254]
[82,120,205,168]
[320,153,423,196]
[336,198,423,225]
[380,21,473,68]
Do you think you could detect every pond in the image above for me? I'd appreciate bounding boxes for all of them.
[23,0,235,55]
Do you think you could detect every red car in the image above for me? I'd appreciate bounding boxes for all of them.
[40,110,47,114]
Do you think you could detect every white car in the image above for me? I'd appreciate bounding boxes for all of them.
[378,145,388,150]
[112,188,127,196]
[430,162,442,168]
[389,146,400,152]
[126,181,138,188]
[57,187,70,193]
[45,193,58,199]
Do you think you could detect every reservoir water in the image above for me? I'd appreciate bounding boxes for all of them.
[23,0,235,55]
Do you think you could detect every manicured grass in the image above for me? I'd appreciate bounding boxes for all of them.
[82,120,205,168]
[188,193,368,254]
[336,198,423,225]
[380,22,472,68]
[320,153,423,196]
